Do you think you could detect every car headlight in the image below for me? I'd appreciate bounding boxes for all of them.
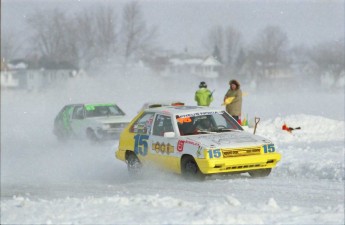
[102,124,111,130]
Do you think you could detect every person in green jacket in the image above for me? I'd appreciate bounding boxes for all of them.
[195,81,213,106]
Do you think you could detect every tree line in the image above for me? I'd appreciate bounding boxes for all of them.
[2,2,157,69]
[2,1,344,84]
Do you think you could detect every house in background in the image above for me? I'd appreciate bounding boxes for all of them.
[1,59,20,88]
[200,56,222,78]
[1,58,79,91]
[167,54,222,78]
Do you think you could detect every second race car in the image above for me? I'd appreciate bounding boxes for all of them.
[53,103,131,142]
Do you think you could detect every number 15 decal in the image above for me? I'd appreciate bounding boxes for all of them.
[134,134,149,156]
[207,149,221,158]
[263,144,275,153]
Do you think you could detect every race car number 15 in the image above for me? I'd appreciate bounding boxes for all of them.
[263,144,275,153]
[134,134,149,156]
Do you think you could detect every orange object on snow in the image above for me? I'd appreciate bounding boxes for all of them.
[282,123,292,133]
[282,123,301,133]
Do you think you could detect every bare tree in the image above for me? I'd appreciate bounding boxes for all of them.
[251,25,289,77]
[71,5,118,69]
[225,26,242,68]
[1,31,22,60]
[26,5,119,69]
[27,9,77,64]
[73,9,100,68]
[256,26,288,66]
[94,5,118,58]
[310,39,345,78]
[120,1,157,63]
[202,26,224,62]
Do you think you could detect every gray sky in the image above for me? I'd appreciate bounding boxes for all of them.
[2,0,344,54]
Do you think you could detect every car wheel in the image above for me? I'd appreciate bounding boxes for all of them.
[86,128,99,142]
[56,133,67,142]
[127,152,142,175]
[181,156,205,180]
[248,168,272,177]
[55,128,69,142]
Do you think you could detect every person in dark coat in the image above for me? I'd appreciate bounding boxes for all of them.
[224,79,242,122]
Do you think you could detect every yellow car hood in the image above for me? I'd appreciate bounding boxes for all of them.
[185,131,271,149]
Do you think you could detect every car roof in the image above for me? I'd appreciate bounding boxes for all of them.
[144,105,224,116]
[141,101,184,108]
[65,103,118,107]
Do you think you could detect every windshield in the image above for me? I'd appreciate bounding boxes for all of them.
[176,111,243,136]
[84,104,125,117]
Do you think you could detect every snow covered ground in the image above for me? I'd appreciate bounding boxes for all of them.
[1,69,344,224]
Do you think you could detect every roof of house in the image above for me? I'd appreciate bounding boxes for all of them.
[8,58,78,70]
[202,56,222,66]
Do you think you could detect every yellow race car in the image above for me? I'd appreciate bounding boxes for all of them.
[115,106,281,179]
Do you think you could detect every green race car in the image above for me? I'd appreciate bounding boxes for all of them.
[53,103,131,142]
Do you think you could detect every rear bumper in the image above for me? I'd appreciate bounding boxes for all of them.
[115,149,126,161]
[96,128,123,139]
[196,153,281,174]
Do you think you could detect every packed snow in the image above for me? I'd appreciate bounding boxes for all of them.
[1,68,344,224]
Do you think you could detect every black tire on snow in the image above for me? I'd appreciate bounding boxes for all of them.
[126,152,142,175]
[55,129,69,142]
[181,156,205,180]
[86,128,99,142]
[248,168,272,177]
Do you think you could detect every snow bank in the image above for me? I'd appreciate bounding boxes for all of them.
[2,194,343,224]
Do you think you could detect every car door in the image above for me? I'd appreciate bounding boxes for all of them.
[70,105,87,138]
[54,105,75,138]
[150,114,179,171]
[127,112,155,163]
[61,105,75,136]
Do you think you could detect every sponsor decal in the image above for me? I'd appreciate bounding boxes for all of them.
[185,139,200,146]
[176,117,192,124]
[177,111,220,118]
[177,140,185,152]
[197,146,203,158]
[133,124,147,133]
[152,142,174,154]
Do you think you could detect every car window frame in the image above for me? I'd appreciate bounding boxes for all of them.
[152,114,174,137]
[130,111,155,135]
[72,105,85,120]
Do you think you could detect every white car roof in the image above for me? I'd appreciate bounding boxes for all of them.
[144,106,225,116]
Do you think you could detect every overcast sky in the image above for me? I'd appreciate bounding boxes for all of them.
[2,0,344,54]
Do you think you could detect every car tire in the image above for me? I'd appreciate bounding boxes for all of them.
[55,128,69,142]
[127,152,142,175]
[86,128,99,142]
[248,168,272,177]
[181,156,205,180]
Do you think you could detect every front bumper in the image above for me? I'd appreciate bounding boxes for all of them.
[196,153,281,174]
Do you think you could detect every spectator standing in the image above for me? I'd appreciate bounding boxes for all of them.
[195,81,213,106]
[224,79,242,122]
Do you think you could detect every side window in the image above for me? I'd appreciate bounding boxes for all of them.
[213,113,228,127]
[215,112,243,130]
[61,106,74,121]
[72,106,84,119]
[130,112,155,134]
[152,115,173,136]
